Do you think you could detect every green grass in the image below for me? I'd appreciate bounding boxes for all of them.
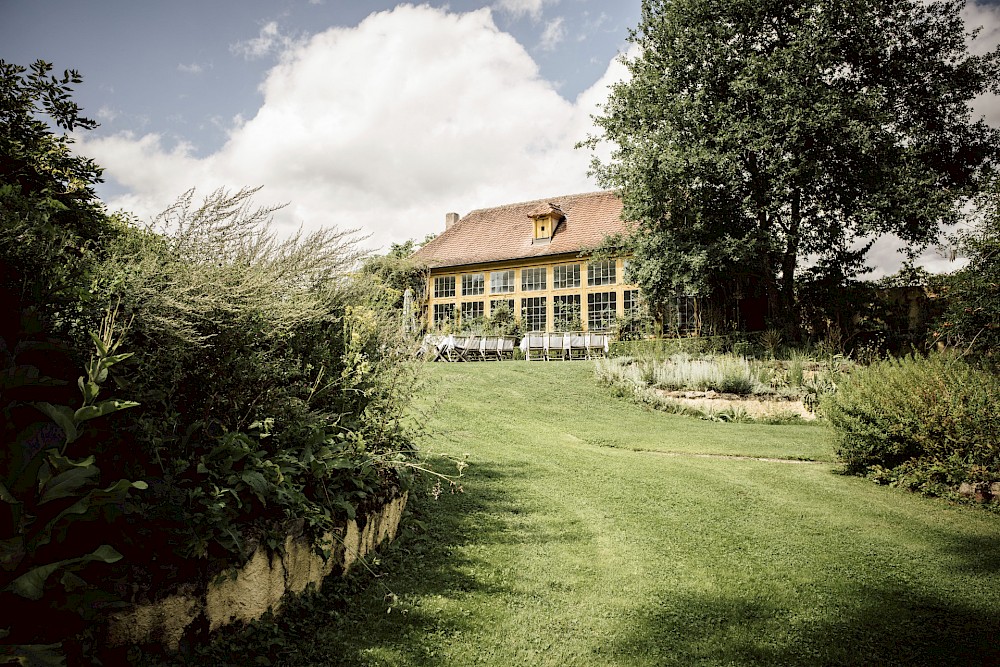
[162,362,1000,666]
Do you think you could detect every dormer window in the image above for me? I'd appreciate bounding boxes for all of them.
[528,203,564,244]
[533,216,551,241]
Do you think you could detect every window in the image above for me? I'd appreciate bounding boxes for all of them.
[675,294,699,335]
[623,290,641,316]
[433,275,455,298]
[521,297,547,331]
[433,303,455,327]
[461,273,484,296]
[553,294,581,331]
[490,269,515,294]
[622,259,634,284]
[521,266,546,291]
[587,292,617,331]
[461,301,484,322]
[588,260,617,286]
[490,299,515,317]
[552,263,580,289]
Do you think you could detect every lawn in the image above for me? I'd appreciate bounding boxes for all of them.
[177,361,1000,666]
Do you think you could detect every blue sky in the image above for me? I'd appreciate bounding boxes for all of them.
[3,0,640,251]
[3,1,637,158]
[3,1,1000,273]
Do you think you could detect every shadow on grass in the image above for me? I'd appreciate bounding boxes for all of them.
[136,458,533,666]
[609,582,999,667]
[938,531,1000,576]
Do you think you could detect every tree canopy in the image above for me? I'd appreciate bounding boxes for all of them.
[937,177,1000,359]
[586,0,1000,335]
[1,60,113,347]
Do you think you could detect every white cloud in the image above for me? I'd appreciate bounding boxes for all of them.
[579,11,611,42]
[96,105,119,122]
[177,62,204,74]
[964,1,1000,127]
[230,21,302,60]
[963,1,1000,56]
[80,5,623,252]
[494,0,557,22]
[539,17,565,50]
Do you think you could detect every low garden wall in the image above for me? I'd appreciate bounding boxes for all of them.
[105,493,408,649]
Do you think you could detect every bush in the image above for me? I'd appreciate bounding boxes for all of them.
[822,353,1000,493]
[89,188,423,568]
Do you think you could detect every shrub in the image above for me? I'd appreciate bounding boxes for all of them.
[822,353,1000,492]
[89,188,423,566]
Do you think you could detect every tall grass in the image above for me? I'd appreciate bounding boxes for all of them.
[598,354,797,397]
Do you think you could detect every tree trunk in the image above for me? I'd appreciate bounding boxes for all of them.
[756,210,780,328]
[780,190,802,340]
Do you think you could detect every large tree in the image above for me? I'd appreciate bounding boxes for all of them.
[586,0,1000,335]
[0,59,111,341]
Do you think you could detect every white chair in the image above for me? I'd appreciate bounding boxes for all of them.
[481,336,499,361]
[524,333,546,361]
[587,333,608,359]
[547,333,566,361]
[568,332,588,360]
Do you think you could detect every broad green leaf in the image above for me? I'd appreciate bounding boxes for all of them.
[0,482,17,504]
[39,465,99,504]
[7,545,122,600]
[31,478,145,550]
[72,405,101,422]
[45,452,95,473]
[30,403,77,445]
[74,399,139,422]
[88,331,108,356]
[77,376,99,403]
[240,470,270,504]
[102,352,133,367]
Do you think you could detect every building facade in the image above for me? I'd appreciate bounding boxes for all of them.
[412,191,640,333]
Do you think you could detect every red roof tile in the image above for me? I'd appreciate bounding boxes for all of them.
[413,191,626,269]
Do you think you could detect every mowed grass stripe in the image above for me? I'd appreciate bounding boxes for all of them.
[186,361,1000,666]
[419,361,834,462]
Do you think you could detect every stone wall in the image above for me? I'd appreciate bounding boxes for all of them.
[105,493,407,649]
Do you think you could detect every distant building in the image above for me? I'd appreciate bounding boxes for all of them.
[412,191,639,333]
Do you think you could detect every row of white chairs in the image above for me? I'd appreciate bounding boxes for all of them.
[420,335,517,362]
[520,332,610,361]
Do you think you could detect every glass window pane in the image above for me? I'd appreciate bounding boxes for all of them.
[587,260,617,287]
[553,294,581,330]
[553,263,580,289]
[520,296,547,331]
[490,270,514,294]
[432,303,455,327]
[587,292,617,330]
[521,267,547,291]
[460,301,484,322]
[461,273,485,296]
[433,276,456,298]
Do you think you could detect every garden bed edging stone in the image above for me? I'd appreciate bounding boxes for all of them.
[105,492,407,649]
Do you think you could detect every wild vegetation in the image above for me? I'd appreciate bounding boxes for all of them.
[823,354,1000,501]
[1,60,423,662]
[594,351,843,421]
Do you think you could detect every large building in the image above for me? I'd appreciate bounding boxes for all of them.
[412,191,640,333]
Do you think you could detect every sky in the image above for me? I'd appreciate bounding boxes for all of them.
[3,0,1000,276]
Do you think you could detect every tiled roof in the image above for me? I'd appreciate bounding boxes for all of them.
[412,191,626,269]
